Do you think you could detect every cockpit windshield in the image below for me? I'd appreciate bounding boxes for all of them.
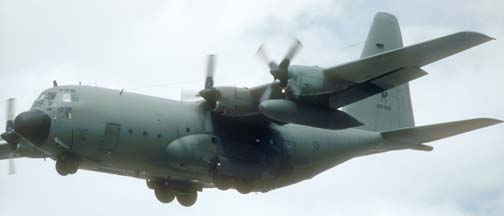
[37,92,56,101]
[33,91,57,107]
[32,88,79,107]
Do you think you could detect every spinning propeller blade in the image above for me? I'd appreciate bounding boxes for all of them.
[8,153,15,175]
[205,55,216,89]
[2,98,17,175]
[256,39,302,88]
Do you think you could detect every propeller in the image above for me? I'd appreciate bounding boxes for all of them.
[1,99,18,151]
[8,152,16,175]
[256,39,302,88]
[2,98,17,175]
[199,55,220,108]
[204,54,216,89]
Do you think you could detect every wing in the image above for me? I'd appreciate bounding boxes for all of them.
[318,31,493,108]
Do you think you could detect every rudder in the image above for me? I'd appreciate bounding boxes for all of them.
[343,12,415,131]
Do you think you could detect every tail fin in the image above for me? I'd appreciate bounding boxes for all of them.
[343,12,415,131]
[381,118,502,151]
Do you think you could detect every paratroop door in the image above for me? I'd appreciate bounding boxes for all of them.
[101,123,120,152]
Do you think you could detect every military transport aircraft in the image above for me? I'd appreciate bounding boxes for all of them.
[0,12,501,207]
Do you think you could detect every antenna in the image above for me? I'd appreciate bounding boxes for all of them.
[53,80,58,87]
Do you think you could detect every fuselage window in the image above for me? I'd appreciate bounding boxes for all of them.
[57,107,72,119]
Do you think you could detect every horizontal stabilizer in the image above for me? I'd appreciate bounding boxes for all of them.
[381,118,502,146]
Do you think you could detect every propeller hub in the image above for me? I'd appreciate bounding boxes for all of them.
[199,88,219,108]
[0,131,19,151]
[14,110,51,146]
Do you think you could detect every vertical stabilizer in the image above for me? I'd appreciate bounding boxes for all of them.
[343,12,415,131]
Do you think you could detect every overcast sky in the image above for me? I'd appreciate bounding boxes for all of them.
[0,0,503,215]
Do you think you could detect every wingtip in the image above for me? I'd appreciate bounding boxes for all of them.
[473,118,503,126]
[459,31,495,42]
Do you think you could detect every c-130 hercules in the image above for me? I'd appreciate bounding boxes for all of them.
[0,12,501,207]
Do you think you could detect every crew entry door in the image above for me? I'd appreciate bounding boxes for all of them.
[101,123,121,153]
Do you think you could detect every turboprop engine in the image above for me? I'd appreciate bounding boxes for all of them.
[165,134,218,172]
[199,87,258,117]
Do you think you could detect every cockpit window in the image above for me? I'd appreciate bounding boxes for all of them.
[58,89,79,102]
[37,92,56,101]
[33,91,57,107]
[57,107,72,119]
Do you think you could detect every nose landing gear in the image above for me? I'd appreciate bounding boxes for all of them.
[55,153,81,176]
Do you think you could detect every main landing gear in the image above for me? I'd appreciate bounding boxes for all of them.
[210,161,256,194]
[212,173,256,194]
[147,179,199,207]
[55,153,81,176]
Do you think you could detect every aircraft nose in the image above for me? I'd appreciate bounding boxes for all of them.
[14,110,51,146]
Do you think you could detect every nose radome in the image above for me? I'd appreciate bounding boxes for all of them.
[14,110,51,146]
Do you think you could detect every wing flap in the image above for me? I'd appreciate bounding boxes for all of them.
[324,31,493,83]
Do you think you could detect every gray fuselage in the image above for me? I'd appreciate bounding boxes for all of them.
[29,85,385,192]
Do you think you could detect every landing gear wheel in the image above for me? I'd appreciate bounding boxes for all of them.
[55,154,80,176]
[235,180,255,194]
[155,188,175,203]
[146,179,156,190]
[176,192,197,207]
[55,159,79,176]
[55,160,69,176]
[212,175,232,190]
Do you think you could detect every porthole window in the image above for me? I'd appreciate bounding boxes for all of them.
[143,131,148,136]
[128,129,133,134]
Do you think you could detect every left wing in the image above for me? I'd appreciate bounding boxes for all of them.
[321,31,492,108]
[324,32,492,83]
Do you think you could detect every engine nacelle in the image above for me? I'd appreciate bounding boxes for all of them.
[165,134,218,172]
[211,87,258,117]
